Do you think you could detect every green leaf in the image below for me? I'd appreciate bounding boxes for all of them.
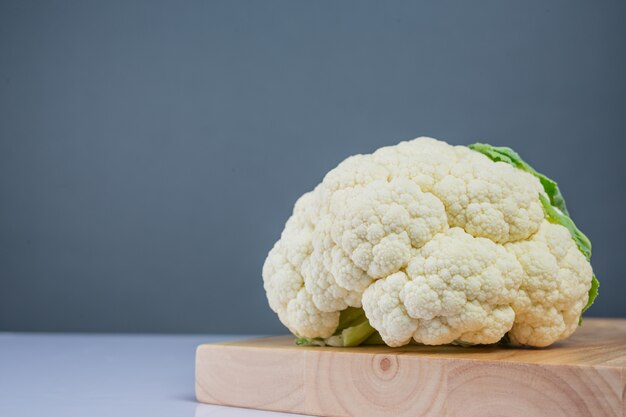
[294,337,326,346]
[583,274,599,313]
[469,142,598,317]
[539,194,591,261]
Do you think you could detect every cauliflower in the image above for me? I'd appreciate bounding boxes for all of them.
[263,138,598,347]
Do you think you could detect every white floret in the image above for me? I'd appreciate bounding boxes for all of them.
[362,228,522,346]
[262,241,305,329]
[372,138,545,244]
[371,138,459,192]
[286,289,339,338]
[361,272,417,347]
[299,217,364,311]
[505,221,593,346]
[433,148,545,243]
[263,241,339,337]
[330,178,448,278]
[322,154,390,193]
[406,228,521,343]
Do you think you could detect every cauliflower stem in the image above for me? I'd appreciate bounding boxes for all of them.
[295,307,380,347]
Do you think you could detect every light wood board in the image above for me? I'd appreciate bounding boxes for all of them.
[195,318,626,417]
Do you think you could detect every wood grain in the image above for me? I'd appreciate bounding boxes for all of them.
[195,318,626,417]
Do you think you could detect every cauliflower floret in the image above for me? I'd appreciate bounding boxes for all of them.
[433,148,545,243]
[362,228,522,346]
[372,137,459,192]
[505,221,593,346]
[287,289,339,338]
[330,178,448,278]
[263,241,339,337]
[360,272,417,347]
[322,154,390,193]
[301,219,363,312]
[372,139,545,244]
[262,242,304,329]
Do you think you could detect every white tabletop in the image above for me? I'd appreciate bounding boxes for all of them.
[0,332,301,417]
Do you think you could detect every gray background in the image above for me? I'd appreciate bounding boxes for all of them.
[1,0,625,334]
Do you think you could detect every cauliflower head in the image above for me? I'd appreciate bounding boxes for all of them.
[263,138,597,347]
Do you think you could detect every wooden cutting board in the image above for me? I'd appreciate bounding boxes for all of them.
[195,318,626,417]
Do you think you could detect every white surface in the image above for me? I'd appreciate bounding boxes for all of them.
[0,332,302,417]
